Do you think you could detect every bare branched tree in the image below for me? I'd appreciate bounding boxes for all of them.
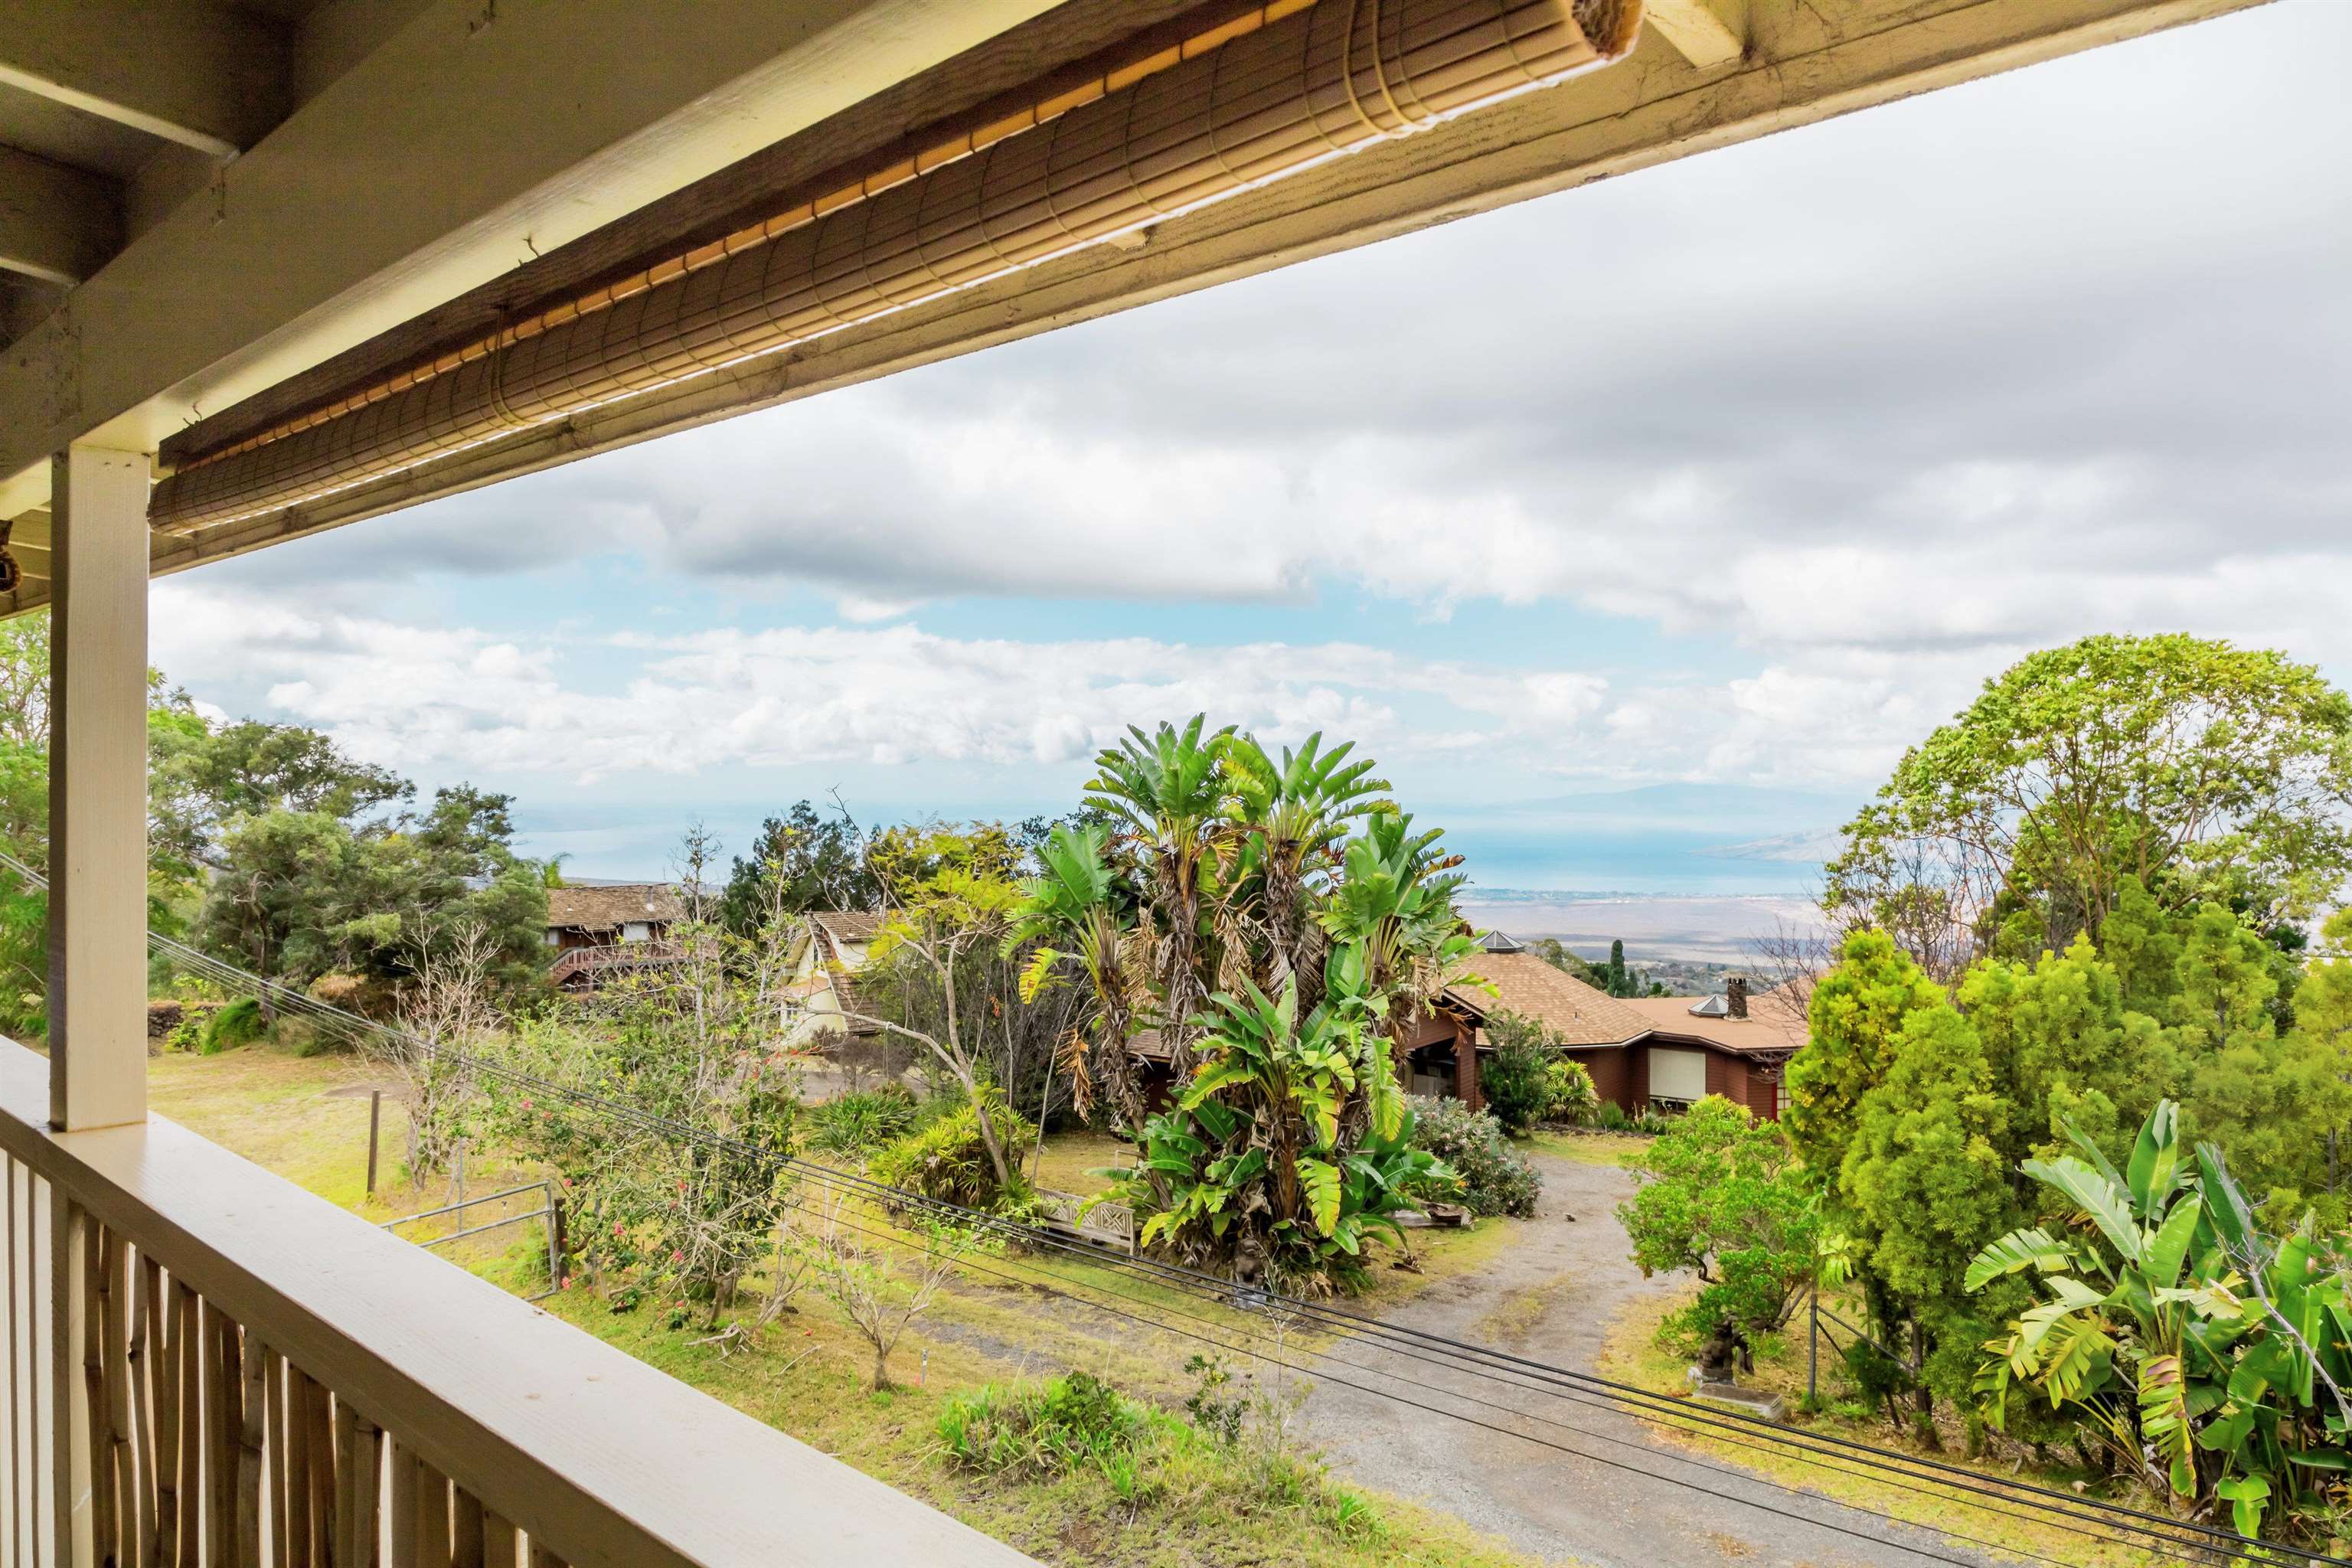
[384,920,499,1180]
[805,1187,969,1389]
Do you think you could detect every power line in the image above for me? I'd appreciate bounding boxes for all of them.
[28,852,2324,1566]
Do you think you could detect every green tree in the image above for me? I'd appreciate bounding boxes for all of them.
[1619,1096,1823,1344]
[483,846,802,1324]
[1957,932,2179,1173]
[191,785,547,996]
[1826,634,2352,975]
[717,799,878,933]
[2283,911,2352,1213]
[1784,929,1947,1182]
[1478,1010,1557,1135]
[1840,1002,2021,1436]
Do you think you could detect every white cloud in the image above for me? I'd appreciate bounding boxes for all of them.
[155,580,1944,792]
[165,2,2352,808]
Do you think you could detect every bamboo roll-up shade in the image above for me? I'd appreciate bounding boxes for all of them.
[149,0,1642,535]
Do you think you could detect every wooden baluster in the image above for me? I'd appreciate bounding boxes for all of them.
[303,1380,333,1568]
[172,1285,198,1568]
[346,1419,379,1568]
[102,1235,135,1568]
[479,1513,514,1568]
[83,1220,115,1567]
[132,1257,161,1568]
[279,1366,308,1568]
[411,1463,449,1568]
[447,1492,481,1568]
[237,1338,266,1566]
[208,1303,240,1568]
[524,1543,560,1568]
[384,1438,416,1568]
[264,1354,288,1568]
[331,1402,356,1568]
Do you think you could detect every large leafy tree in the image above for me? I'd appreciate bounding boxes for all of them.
[1825,634,2352,976]
[191,784,547,993]
[1013,719,1471,1292]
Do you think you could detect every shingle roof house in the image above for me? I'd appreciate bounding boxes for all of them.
[544,882,686,991]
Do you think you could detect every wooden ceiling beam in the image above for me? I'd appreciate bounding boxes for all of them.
[0,0,1063,516]
[0,0,289,157]
[1644,0,1749,68]
[0,144,121,286]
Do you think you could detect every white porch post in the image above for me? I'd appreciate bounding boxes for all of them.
[46,443,149,1132]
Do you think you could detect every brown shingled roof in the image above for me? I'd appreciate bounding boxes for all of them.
[809,910,886,946]
[1619,985,1809,1058]
[545,883,682,932]
[1447,951,1650,1047]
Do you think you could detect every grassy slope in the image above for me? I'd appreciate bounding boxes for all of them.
[153,1040,1541,1568]
[1598,1287,2166,1567]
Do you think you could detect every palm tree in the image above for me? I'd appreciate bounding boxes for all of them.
[1085,717,1233,1079]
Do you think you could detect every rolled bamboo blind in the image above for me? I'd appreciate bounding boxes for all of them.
[149,0,1643,534]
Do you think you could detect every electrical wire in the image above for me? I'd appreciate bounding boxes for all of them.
[20,849,2327,1568]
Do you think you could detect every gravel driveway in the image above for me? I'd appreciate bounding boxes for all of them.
[1297,1152,1997,1568]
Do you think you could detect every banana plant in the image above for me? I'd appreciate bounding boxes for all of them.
[1968,1099,2352,1541]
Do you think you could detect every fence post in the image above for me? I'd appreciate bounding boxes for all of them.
[364,1090,382,1199]
[1806,1289,1818,1408]
[544,1185,566,1291]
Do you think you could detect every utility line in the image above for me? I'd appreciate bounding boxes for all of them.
[776,1158,2227,1568]
[24,852,2322,1567]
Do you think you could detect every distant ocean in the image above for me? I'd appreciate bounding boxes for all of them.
[1430,782,1847,962]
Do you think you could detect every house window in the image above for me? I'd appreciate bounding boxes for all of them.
[1775,1077,1791,1119]
[622,922,652,943]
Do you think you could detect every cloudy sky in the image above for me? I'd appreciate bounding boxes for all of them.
[151,1,2352,890]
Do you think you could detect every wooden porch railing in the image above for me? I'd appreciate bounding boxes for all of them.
[0,1040,1034,1568]
[547,942,686,989]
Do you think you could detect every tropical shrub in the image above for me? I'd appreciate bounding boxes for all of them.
[1545,1057,1599,1126]
[1123,979,1445,1287]
[1970,1099,2352,1544]
[1406,1094,1535,1219]
[1014,720,1483,1292]
[1478,1011,1555,1135]
[869,1086,1037,1210]
[808,1086,920,1154]
[1618,1096,1823,1345]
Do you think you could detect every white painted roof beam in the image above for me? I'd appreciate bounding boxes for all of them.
[0,0,1060,513]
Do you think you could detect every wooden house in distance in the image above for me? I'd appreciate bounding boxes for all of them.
[544,881,685,991]
[1426,933,1808,1122]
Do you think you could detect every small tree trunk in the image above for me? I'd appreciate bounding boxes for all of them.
[873,1345,893,1390]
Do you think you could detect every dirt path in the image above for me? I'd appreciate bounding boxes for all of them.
[1295,1153,1994,1568]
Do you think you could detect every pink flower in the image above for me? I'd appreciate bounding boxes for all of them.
[520,1098,533,1110]
[671,1250,685,1265]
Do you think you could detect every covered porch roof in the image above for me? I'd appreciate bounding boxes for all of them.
[0,0,2268,607]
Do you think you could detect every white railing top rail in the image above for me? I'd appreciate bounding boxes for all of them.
[0,1039,1034,1568]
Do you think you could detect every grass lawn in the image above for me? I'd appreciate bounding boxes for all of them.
[1521,1127,1654,1167]
[152,1040,1542,1568]
[1597,1285,2165,1567]
[1030,1130,1131,1197]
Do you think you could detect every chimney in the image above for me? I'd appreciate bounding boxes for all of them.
[1726,975,1749,1019]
